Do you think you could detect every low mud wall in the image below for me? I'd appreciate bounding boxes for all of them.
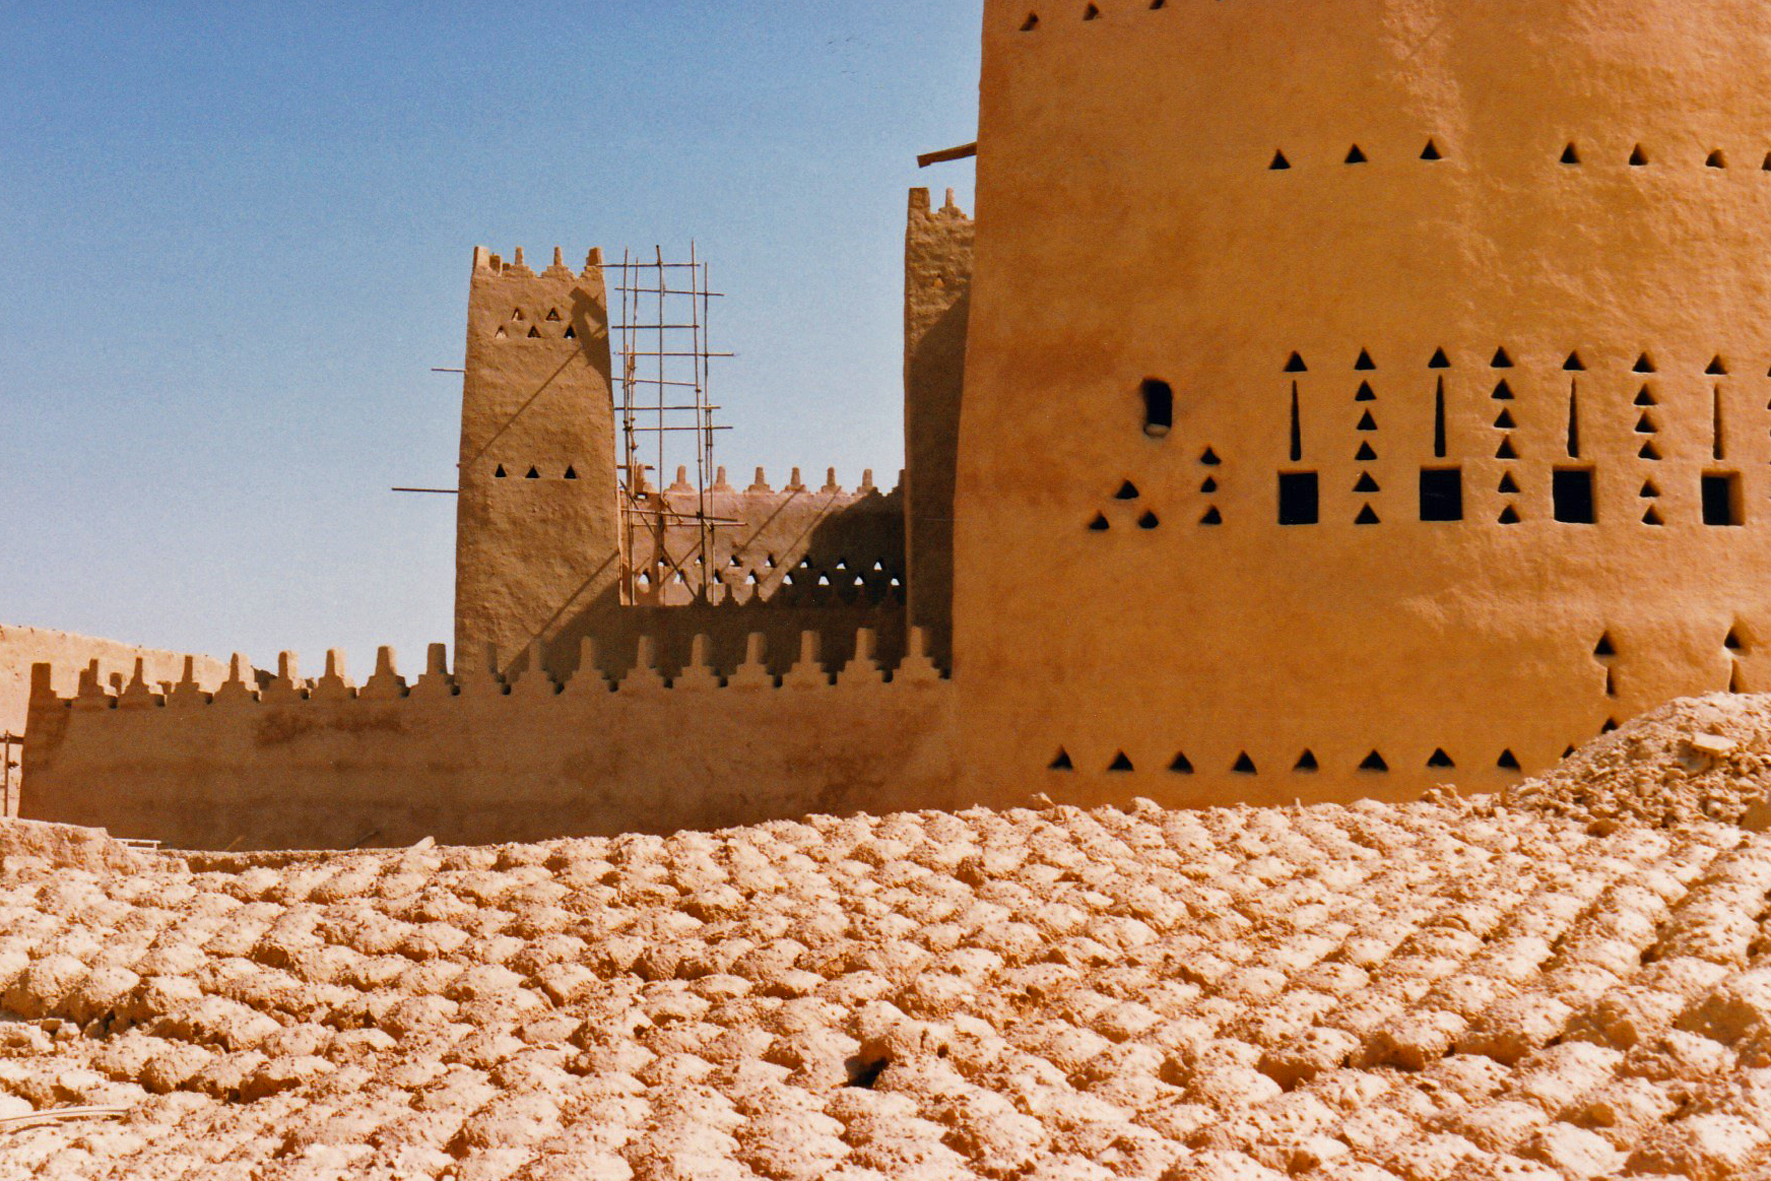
[20,629,958,850]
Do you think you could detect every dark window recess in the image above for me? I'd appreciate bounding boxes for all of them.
[1141,380,1173,437]
[1552,469,1596,524]
[1278,472,1320,526]
[1703,473,1743,526]
[1419,469,1464,522]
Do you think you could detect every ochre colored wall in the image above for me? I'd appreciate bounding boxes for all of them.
[905,188,974,663]
[454,247,621,678]
[0,624,228,742]
[951,0,1771,806]
[21,632,956,850]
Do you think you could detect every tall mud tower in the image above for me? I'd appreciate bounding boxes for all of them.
[455,247,619,676]
[954,0,1771,804]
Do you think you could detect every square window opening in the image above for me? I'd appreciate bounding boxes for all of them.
[1552,468,1597,524]
[1419,468,1464,522]
[1278,472,1319,526]
[1703,472,1744,526]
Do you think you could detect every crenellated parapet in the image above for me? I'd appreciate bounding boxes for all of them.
[625,464,905,608]
[20,627,957,850]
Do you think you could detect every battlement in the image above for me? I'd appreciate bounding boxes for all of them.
[22,627,958,850]
[35,625,945,712]
[471,245,606,281]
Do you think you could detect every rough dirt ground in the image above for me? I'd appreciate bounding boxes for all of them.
[8,702,1771,1178]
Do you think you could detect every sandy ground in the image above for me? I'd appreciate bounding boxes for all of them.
[6,698,1771,1178]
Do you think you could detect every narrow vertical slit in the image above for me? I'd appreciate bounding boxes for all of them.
[1713,386,1725,460]
[1434,376,1448,459]
[1566,381,1581,458]
[1290,381,1303,462]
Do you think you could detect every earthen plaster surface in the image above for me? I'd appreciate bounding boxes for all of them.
[7,699,1771,1179]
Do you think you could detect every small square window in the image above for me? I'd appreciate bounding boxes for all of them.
[1703,473,1744,526]
[1419,468,1463,522]
[1553,469,1596,524]
[1278,472,1319,525]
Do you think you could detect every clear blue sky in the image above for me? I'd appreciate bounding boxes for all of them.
[0,1,982,671]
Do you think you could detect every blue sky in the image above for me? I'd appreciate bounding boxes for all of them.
[0,1,982,670]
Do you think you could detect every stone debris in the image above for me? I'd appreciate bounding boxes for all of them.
[6,747,1771,1176]
[1512,693,1771,829]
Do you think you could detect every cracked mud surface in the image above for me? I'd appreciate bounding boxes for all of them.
[7,700,1771,1178]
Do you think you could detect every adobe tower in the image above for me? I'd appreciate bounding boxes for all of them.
[454,247,621,677]
[952,0,1771,803]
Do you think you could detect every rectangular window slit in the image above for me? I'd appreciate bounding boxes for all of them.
[1278,472,1319,525]
[1703,473,1743,527]
[1418,468,1463,522]
[1553,468,1596,524]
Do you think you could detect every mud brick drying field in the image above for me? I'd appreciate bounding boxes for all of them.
[8,696,1771,1179]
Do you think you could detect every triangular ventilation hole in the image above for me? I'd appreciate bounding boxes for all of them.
[1355,381,1377,402]
[1494,409,1516,429]
[1497,438,1519,460]
[1560,144,1581,165]
[563,326,576,340]
[528,327,542,338]
[1564,351,1585,371]
[1492,348,1515,368]
[1428,348,1451,369]
[1639,441,1661,460]
[1640,480,1660,497]
[1285,352,1308,373]
[1355,504,1380,525]
[563,466,577,480]
[494,465,508,478]
[1602,718,1619,733]
[1360,751,1389,772]
[1492,379,1514,401]
[525,467,540,479]
[1357,411,1378,431]
[1021,13,1039,31]
[1355,349,1376,371]
[1108,751,1134,772]
[1269,150,1291,171]
[1138,512,1160,530]
[1115,480,1140,500]
[1050,748,1073,770]
[1635,414,1656,434]
[511,308,525,321]
[1170,752,1195,774]
[1629,144,1648,166]
[1345,145,1368,164]
[1635,387,1656,407]
[1634,353,1656,374]
[1294,751,1319,772]
[1200,448,1222,466]
[1562,746,1578,759]
[1498,473,1520,494]
[546,308,562,321]
[1201,477,1218,493]
[1354,473,1380,493]
[1708,150,1727,169]
[1088,513,1110,532]
[1428,749,1455,768]
[1083,3,1100,18]
[1727,629,1744,651]
[1498,749,1521,769]
[1708,356,1729,375]
[1499,505,1522,524]
[1421,139,1443,161]
[494,326,508,339]
[1594,633,1615,658]
[1356,442,1378,462]
[1232,753,1257,774]
[1200,507,1223,526]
